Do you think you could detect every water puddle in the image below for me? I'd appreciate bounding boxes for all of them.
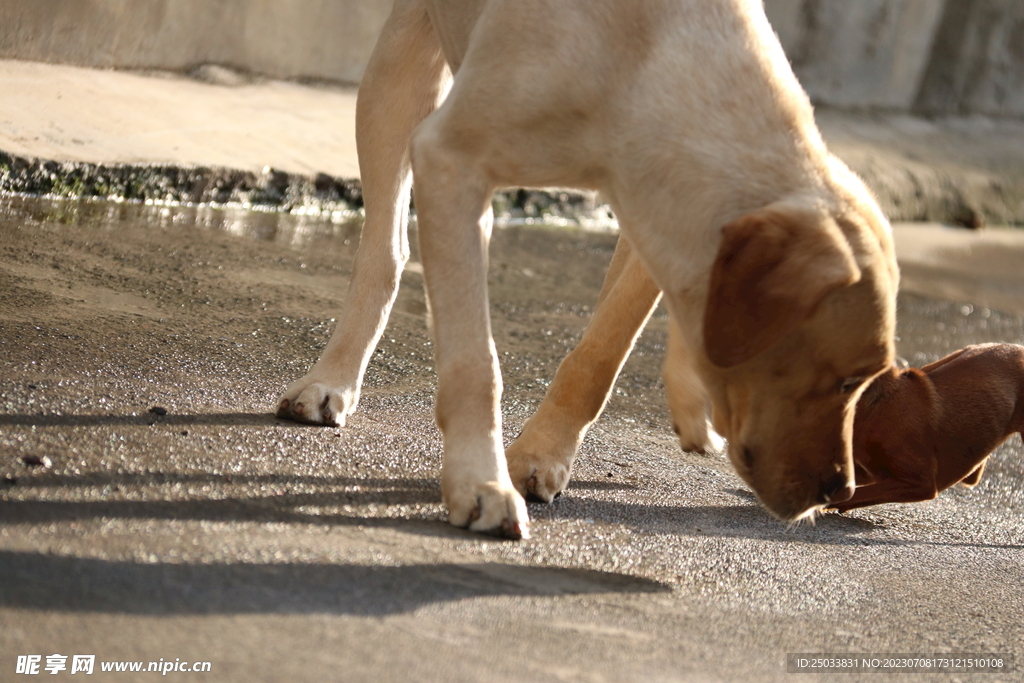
[0,194,365,250]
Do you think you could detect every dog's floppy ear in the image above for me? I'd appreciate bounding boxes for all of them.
[704,204,861,368]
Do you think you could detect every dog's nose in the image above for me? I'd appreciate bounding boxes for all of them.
[741,446,755,469]
[818,472,854,505]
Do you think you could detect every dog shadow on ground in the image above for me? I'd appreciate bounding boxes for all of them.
[1,470,445,530]
[3,411,1020,553]
[5,468,1019,551]
[539,482,1024,550]
[0,550,669,616]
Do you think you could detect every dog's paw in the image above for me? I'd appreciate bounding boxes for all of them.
[445,480,530,539]
[276,376,358,427]
[505,430,577,503]
[506,450,572,503]
[673,417,726,455]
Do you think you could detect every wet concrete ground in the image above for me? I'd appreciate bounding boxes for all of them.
[1,195,1023,682]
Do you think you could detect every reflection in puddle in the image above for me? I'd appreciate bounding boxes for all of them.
[0,194,364,250]
[0,191,619,251]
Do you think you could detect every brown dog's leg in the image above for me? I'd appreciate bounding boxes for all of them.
[831,476,939,513]
[505,238,661,501]
[959,460,987,487]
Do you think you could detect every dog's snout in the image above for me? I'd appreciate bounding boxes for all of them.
[818,472,854,505]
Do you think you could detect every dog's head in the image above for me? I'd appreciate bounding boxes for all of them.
[697,200,896,521]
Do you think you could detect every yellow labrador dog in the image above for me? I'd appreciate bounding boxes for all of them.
[278,0,898,538]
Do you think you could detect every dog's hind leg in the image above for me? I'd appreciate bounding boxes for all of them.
[505,238,661,502]
[277,0,448,426]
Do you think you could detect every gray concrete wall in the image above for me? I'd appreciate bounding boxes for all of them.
[764,0,945,111]
[0,0,393,84]
[1,0,1024,116]
[913,0,1024,117]
[764,0,1024,117]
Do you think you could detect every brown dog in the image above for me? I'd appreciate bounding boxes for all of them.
[829,343,1024,513]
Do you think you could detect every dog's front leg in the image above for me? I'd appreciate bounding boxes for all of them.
[829,475,938,512]
[411,121,528,539]
[506,238,661,501]
[277,1,447,426]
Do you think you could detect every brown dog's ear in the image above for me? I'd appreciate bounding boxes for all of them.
[704,204,861,368]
